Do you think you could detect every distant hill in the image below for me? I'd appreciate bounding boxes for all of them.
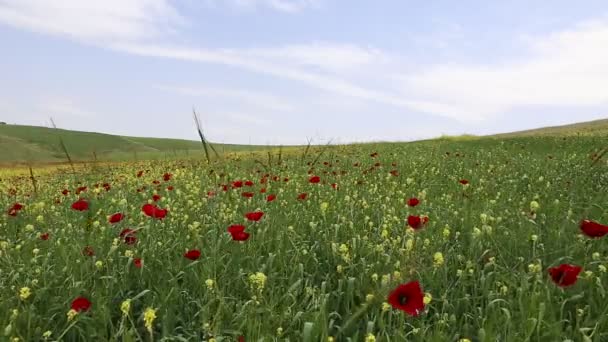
[490,118,608,138]
[0,124,264,164]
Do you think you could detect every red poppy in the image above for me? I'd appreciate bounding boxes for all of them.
[133,258,143,268]
[109,213,124,224]
[298,193,308,200]
[152,194,161,202]
[309,176,321,184]
[163,173,172,181]
[142,204,168,219]
[71,199,89,211]
[167,186,174,191]
[71,296,92,312]
[580,220,608,238]
[407,198,420,207]
[260,188,267,193]
[228,224,250,241]
[7,203,24,216]
[75,186,87,195]
[184,249,201,260]
[245,180,254,187]
[82,246,95,256]
[103,183,111,191]
[331,183,338,190]
[459,179,469,185]
[152,180,160,185]
[407,215,425,230]
[548,264,582,287]
[61,189,70,196]
[242,192,254,198]
[387,281,425,316]
[137,170,144,178]
[245,211,264,222]
[390,170,399,176]
[238,336,245,342]
[207,191,216,198]
[40,232,49,240]
[283,177,289,182]
[370,152,378,157]
[119,228,138,245]
[232,181,243,188]
[266,194,276,202]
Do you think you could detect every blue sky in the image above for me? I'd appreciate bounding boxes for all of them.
[1,0,607,144]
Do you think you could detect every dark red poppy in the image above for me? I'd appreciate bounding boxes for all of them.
[119,228,138,245]
[137,170,144,178]
[283,177,289,182]
[40,232,49,240]
[222,185,229,192]
[207,191,216,198]
[61,189,70,196]
[407,198,420,207]
[245,211,264,222]
[228,224,250,241]
[71,296,92,312]
[580,220,608,238]
[82,246,95,256]
[548,264,582,287]
[152,180,160,185]
[71,199,89,211]
[260,188,267,193]
[133,258,143,268]
[331,183,338,190]
[309,176,321,184]
[75,186,87,195]
[103,183,111,191]
[298,193,308,200]
[163,173,172,181]
[184,249,201,260]
[387,281,425,316]
[167,186,174,191]
[142,204,167,219]
[407,215,424,230]
[232,181,243,188]
[7,203,23,216]
[245,180,254,187]
[152,194,161,202]
[390,170,399,176]
[266,194,276,202]
[370,152,378,157]
[238,336,245,342]
[242,192,254,198]
[459,179,469,185]
[109,213,124,224]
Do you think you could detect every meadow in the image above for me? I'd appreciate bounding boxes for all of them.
[1,135,608,341]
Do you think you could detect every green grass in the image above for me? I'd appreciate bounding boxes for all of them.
[492,118,608,137]
[1,133,608,341]
[0,124,271,165]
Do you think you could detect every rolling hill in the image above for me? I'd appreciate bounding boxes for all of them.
[490,118,608,138]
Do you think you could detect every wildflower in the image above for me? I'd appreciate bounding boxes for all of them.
[459,179,469,185]
[407,215,423,230]
[40,233,50,240]
[297,193,308,200]
[8,203,24,216]
[407,197,420,207]
[142,204,167,219]
[95,260,103,269]
[66,309,78,321]
[366,294,375,303]
[109,213,124,224]
[205,279,215,290]
[124,250,134,258]
[119,228,138,245]
[548,264,582,287]
[71,296,91,312]
[266,194,276,202]
[365,333,376,342]
[320,202,329,214]
[82,246,95,257]
[580,220,608,238]
[227,224,250,241]
[120,299,131,316]
[184,249,201,261]
[387,281,425,316]
[423,292,432,304]
[245,211,264,222]
[71,199,89,211]
[143,307,157,332]
[381,302,391,312]
[133,258,143,268]
[19,287,31,301]
[433,252,444,268]
[309,175,321,183]
[248,272,267,293]
[42,331,52,340]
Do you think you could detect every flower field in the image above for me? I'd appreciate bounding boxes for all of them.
[2,136,608,341]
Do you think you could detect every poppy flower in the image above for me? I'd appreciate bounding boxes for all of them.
[407,215,424,230]
[184,249,201,260]
[137,170,144,177]
[142,204,168,219]
[242,192,254,198]
[580,220,608,238]
[309,176,321,184]
[103,183,111,191]
[71,199,89,211]
[8,203,23,216]
[245,211,264,222]
[266,194,276,202]
[152,194,161,202]
[61,189,70,196]
[108,213,124,224]
[331,183,338,190]
[407,198,420,207]
[390,170,399,176]
[71,297,92,312]
[163,173,172,181]
[119,228,138,245]
[167,186,174,191]
[152,180,160,185]
[459,179,469,185]
[245,180,254,187]
[298,193,308,200]
[260,188,267,193]
[370,152,378,157]
[232,181,243,188]
[227,224,250,241]
[387,281,425,316]
[548,264,582,287]
[76,186,87,195]
[133,258,143,268]
[40,232,49,240]
[207,191,215,198]
[82,246,95,257]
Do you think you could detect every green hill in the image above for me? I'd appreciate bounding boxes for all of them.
[491,118,608,138]
[0,124,264,164]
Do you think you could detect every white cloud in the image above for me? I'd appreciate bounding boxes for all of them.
[213,0,321,13]
[0,0,184,42]
[155,84,295,112]
[398,18,608,121]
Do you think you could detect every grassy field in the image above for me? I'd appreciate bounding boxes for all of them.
[0,124,272,165]
[1,132,608,341]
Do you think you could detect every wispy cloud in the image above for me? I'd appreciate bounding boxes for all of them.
[209,0,322,13]
[156,84,295,112]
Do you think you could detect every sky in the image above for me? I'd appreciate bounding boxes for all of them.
[0,0,607,145]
